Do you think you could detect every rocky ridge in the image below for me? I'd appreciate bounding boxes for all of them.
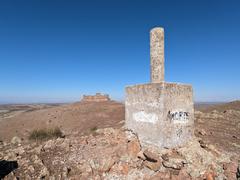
[1,128,239,180]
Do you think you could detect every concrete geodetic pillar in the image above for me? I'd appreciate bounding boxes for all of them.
[150,27,164,83]
[125,27,194,149]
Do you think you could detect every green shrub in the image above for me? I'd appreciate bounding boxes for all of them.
[90,126,98,132]
[29,127,63,141]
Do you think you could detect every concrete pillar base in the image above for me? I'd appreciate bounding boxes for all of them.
[125,82,194,149]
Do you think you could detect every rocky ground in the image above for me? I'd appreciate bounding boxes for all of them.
[0,101,240,179]
[194,102,240,159]
[1,128,239,179]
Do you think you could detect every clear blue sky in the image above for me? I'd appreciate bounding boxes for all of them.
[0,0,240,103]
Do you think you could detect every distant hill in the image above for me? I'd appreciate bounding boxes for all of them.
[195,100,240,112]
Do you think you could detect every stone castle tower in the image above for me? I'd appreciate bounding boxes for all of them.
[81,93,110,102]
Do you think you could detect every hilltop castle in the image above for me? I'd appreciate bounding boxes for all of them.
[81,93,110,102]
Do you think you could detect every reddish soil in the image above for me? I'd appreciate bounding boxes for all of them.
[0,101,124,141]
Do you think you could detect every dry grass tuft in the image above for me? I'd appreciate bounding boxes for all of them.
[29,127,64,140]
[90,126,98,132]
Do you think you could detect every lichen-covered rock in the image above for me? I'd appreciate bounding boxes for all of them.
[161,152,186,170]
[143,159,161,172]
[127,139,141,158]
[143,149,159,162]
[43,139,55,150]
[137,151,146,160]
[149,171,171,180]
[38,166,49,179]
[11,136,21,145]
[177,138,230,178]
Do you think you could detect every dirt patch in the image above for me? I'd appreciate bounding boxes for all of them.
[0,101,124,141]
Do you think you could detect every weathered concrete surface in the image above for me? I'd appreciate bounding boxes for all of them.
[150,27,164,83]
[125,82,194,148]
[125,27,194,148]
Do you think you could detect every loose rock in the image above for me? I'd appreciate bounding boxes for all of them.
[143,160,162,172]
[143,150,159,162]
[11,136,22,145]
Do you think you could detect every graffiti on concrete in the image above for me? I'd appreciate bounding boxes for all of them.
[176,128,183,137]
[168,111,189,123]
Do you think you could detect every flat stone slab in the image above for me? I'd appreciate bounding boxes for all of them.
[125,82,194,148]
